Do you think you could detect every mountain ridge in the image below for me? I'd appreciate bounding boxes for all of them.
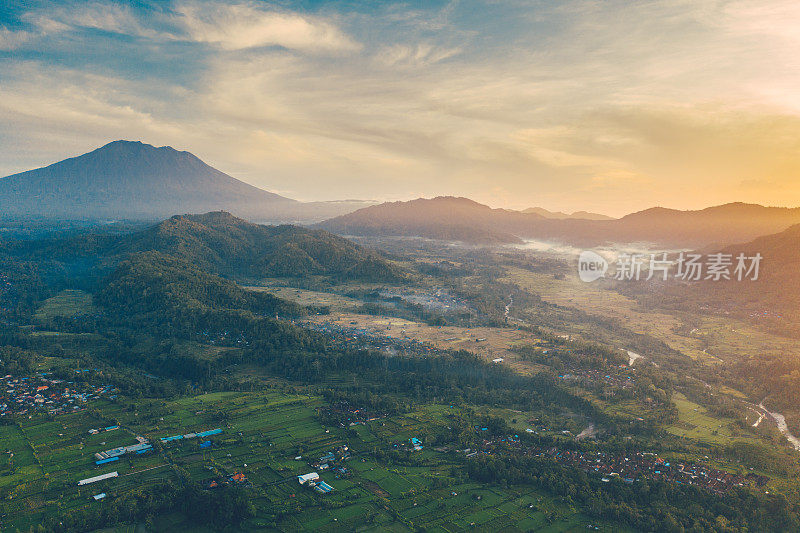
[318,197,800,247]
[316,196,545,244]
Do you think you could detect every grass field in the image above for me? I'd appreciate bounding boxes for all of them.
[666,392,758,445]
[35,289,96,321]
[244,286,363,311]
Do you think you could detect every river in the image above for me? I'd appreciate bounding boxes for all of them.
[758,401,800,451]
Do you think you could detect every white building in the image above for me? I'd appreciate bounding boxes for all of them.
[78,471,118,486]
[297,472,320,485]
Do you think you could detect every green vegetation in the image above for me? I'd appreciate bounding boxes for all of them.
[35,290,96,321]
[1,214,799,532]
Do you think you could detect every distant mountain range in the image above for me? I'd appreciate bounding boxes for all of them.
[6,141,800,249]
[318,196,800,248]
[0,140,370,223]
[522,207,613,220]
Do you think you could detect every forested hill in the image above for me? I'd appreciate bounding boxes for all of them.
[121,211,403,281]
[0,211,404,286]
[642,223,800,336]
[96,251,306,323]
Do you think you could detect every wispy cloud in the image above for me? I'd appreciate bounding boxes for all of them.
[374,43,461,68]
[174,2,360,53]
[21,1,170,39]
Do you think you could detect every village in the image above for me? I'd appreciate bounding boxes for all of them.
[376,288,470,314]
[317,400,388,427]
[0,372,116,417]
[471,433,769,494]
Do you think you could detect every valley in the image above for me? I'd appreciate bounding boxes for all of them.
[1,212,800,532]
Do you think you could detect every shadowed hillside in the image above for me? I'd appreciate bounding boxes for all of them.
[641,223,800,335]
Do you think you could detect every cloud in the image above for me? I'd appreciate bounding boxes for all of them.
[174,2,360,53]
[0,26,33,50]
[8,1,361,55]
[21,2,169,40]
[3,0,800,214]
[0,62,188,168]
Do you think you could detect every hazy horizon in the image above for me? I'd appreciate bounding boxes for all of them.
[8,137,800,218]
[3,1,800,217]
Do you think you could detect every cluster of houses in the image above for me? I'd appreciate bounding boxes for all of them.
[89,428,222,467]
[296,447,355,494]
[1,373,116,417]
[557,367,636,393]
[472,434,769,493]
[392,437,424,453]
[308,446,351,473]
[82,428,227,493]
[318,401,386,427]
[377,289,469,314]
[299,319,443,358]
[206,471,248,489]
[552,449,769,492]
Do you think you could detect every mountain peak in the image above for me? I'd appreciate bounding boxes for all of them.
[0,141,296,220]
[87,140,197,163]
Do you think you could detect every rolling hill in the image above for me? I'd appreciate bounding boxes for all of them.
[319,197,800,248]
[605,203,800,248]
[0,140,367,223]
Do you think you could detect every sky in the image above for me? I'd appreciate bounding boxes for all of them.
[2,0,800,216]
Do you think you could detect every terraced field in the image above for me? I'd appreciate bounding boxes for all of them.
[0,391,624,532]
